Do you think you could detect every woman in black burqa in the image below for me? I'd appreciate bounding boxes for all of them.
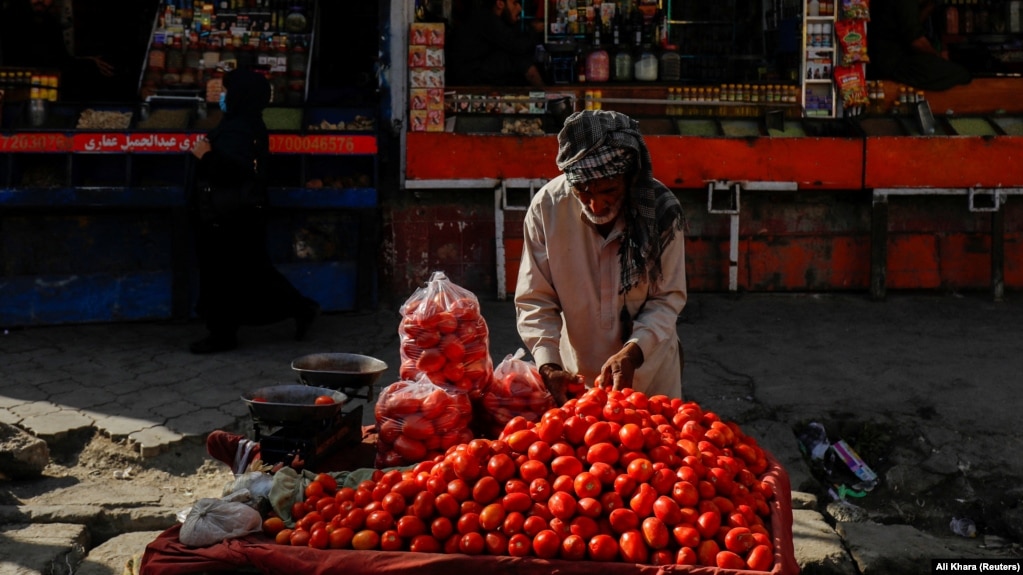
[188,68,319,354]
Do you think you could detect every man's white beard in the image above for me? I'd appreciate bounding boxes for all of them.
[581,198,624,225]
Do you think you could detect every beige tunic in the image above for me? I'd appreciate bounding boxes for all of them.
[514,174,687,398]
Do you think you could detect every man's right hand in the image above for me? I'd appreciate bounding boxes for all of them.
[538,363,577,406]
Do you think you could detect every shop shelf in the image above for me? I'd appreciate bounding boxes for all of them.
[74,104,136,131]
[263,107,304,131]
[991,116,1023,136]
[304,107,377,132]
[676,118,722,136]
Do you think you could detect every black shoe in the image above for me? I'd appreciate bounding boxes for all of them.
[294,300,321,341]
[189,334,238,354]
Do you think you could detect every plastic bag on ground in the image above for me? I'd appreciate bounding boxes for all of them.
[178,497,263,547]
[374,373,474,468]
[477,348,555,438]
[398,271,494,398]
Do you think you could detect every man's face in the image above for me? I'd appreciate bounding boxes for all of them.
[499,0,522,25]
[572,174,628,225]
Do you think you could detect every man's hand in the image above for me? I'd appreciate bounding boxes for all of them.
[596,342,644,391]
[80,56,115,77]
[538,363,579,406]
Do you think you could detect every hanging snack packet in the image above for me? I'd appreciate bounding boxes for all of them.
[842,0,870,20]
[398,271,494,398]
[835,65,869,109]
[478,349,556,438]
[374,374,474,468]
[836,19,869,65]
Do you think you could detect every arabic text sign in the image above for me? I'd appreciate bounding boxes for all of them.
[72,133,201,153]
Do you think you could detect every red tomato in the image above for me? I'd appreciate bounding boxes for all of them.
[618,530,649,564]
[519,459,548,483]
[416,348,446,373]
[486,453,516,481]
[573,472,602,499]
[696,510,722,539]
[532,529,561,559]
[459,532,485,555]
[587,533,619,562]
[314,395,335,406]
[550,455,583,477]
[350,529,379,550]
[641,517,670,549]
[433,493,459,518]
[548,491,578,520]
[676,545,698,565]
[328,526,354,549]
[380,529,403,551]
[308,527,329,549]
[505,429,539,453]
[484,531,508,555]
[395,515,426,538]
[536,414,565,443]
[629,483,657,517]
[617,423,644,450]
[626,458,654,483]
[608,508,640,534]
[522,515,548,537]
[668,521,699,548]
[585,442,619,465]
[560,533,587,560]
[746,543,774,571]
[613,474,638,498]
[724,526,756,553]
[365,510,394,533]
[576,497,602,519]
[503,511,526,535]
[583,421,612,446]
[409,533,441,553]
[697,539,721,566]
[430,516,453,540]
[472,476,500,504]
[529,477,552,502]
[479,502,506,531]
[456,512,481,534]
[527,441,553,462]
[716,550,747,569]
[652,496,683,525]
[502,491,533,513]
[508,533,532,557]
[289,528,311,547]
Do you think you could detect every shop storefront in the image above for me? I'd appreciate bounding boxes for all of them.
[392,0,1023,302]
[0,0,384,326]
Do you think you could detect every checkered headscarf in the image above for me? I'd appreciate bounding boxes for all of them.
[556,110,685,294]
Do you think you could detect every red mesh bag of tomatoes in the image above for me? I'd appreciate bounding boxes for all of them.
[398,271,494,398]
[477,349,556,438]
[374,375,474,468]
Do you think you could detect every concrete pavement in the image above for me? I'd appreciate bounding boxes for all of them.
[2,291,1022,574]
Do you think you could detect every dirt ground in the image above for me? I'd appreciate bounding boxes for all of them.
[3,431,236,517]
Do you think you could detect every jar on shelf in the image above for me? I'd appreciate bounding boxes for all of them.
[659,49,681,82]
[288,42,309,78]
[634,47,658,81]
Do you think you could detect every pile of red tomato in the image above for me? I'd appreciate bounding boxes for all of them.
[265,386,778,571]
[398,274,493,397]
[374,378,474,467]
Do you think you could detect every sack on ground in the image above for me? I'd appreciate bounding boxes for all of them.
[178,497,263,547]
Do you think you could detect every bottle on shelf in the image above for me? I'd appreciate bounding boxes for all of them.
[946,0,960,35]
[809,0,820,17]
[585,25,610,82]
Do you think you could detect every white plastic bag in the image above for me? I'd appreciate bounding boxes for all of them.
[178,497,263,547]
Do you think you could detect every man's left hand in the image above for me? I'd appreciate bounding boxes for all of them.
[596,342,644,391]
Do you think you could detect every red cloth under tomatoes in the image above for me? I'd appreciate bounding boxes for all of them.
[138,453,799,575]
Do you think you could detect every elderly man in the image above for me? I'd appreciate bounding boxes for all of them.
[515,110,687,404]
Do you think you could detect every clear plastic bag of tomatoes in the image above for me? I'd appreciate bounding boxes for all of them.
[477,348,556,438]
[398,271,494,398]
[374,374,474,468]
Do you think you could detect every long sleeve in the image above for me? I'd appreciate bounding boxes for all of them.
[627,225,688,364]
[514,185,565,370]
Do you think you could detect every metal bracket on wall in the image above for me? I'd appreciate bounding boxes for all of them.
[870,187,1023,302]
[496,179,548,301]
[706,180,797,292]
